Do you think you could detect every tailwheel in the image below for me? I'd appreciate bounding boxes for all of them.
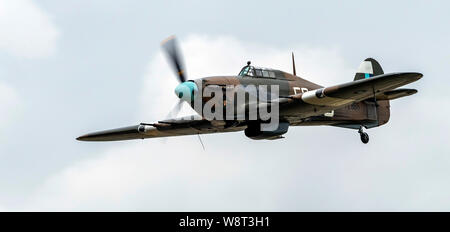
[358,126,369,144]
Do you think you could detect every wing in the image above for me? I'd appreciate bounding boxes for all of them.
[299,72,422,107]
[281,72,422,120]
[76,115,245,142]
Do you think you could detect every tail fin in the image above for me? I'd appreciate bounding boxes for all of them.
[354,58,384,81]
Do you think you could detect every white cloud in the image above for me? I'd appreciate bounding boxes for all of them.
[0,81,19,129]
[24,35,450,211]
[0,0,59,58]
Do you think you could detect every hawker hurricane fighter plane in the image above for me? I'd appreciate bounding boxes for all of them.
[77,36,422,144]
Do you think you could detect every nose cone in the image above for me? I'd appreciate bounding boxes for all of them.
[174,81,198,101]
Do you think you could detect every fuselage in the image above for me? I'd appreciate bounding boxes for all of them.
[175,66,385,129]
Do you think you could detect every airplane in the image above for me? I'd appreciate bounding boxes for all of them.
[77,36,423,144]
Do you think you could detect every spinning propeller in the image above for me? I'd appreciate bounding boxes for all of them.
[161,36,198,119]
[160,36,205,150]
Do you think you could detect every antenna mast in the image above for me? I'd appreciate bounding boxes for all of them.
[292,52,297,76]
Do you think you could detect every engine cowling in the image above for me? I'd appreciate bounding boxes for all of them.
[244,121,289,140]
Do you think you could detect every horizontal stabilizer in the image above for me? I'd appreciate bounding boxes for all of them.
[376,88,418,100]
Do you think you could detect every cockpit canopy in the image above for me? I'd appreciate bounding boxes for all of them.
[238,65,279,79]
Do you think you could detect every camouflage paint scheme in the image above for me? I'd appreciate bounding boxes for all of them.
[77,58,422,142]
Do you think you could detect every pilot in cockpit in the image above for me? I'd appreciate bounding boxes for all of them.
[238,61,254,77]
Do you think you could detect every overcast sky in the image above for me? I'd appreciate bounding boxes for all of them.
[0,0,449,211]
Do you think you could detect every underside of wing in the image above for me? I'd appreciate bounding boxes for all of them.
[76,116,245,142]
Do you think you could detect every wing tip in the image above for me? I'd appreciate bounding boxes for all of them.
[76,134,96,141]
[76,125,142,142]
[412,72,423,79]
[405,72,423,83]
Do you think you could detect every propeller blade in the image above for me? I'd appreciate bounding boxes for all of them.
[165,99,183,119]
[161,35,187,83]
